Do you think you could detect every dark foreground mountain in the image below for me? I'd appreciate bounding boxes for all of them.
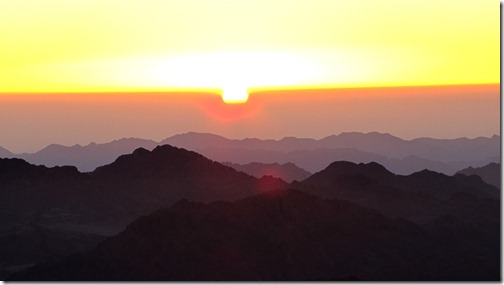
[456,162,500,189]
[10,189,499,281]
[0,145,286,278]
[222,161,311,182]
[293,161,500,224]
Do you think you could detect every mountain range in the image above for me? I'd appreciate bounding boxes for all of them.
[1,140,500,280]
[1,132,499,175]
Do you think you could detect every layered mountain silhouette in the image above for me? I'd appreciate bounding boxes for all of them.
[456,162,500,189]
[0,145,286,278]
[161,132,499,172]
[1,132,499,176]
[10,189,499,281]
[222,162,311,182]
[1,142,500,281]
[160,132,499,162]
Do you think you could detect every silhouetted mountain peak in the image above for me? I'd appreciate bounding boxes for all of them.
[152,144,183,153]
[325,161,394,177]
[131,147,150,156]
[98,144,204,172]
[411,168,440,177]
[303,161,394,187]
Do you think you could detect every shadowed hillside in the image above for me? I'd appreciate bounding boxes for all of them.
[10,189,499,281]
[456,162,500,189]
[293,161,499,223]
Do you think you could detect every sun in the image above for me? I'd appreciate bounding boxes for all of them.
[221,85,249,104]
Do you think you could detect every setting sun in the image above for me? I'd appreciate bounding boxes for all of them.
[221,85,249,104]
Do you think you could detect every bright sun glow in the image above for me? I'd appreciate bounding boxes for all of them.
[25,51,324,104]
[221,85,249,104]
[146,51,323,104]
[0,0,498,96]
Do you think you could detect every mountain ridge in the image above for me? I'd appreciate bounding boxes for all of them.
[222,161,311,182]
[2,132,499,175]
[456,162,500,189]
[293,161,499,223]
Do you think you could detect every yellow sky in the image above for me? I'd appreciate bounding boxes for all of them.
[0,0,499,97]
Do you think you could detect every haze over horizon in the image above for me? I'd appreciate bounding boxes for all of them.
[0,84,499,154]
[2,128,501,155]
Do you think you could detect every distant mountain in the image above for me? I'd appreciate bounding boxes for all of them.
[293,161,499,223]
[161,132,499,175]
[456,163,501,189]
[197,147,385,173]
[0,146,14,158]
[10,189,499,281]
[0,145,287,279]
[222,162,311,182]
[191,146,489,175]
[163,132,500,164]
[9,132,499,175]
[17,138,158,172]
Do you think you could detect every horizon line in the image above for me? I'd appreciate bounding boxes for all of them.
[0,83,499,95]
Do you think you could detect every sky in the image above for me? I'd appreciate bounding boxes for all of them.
[0,0,500,152]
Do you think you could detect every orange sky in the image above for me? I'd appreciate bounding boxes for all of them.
[0,84,499,153]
